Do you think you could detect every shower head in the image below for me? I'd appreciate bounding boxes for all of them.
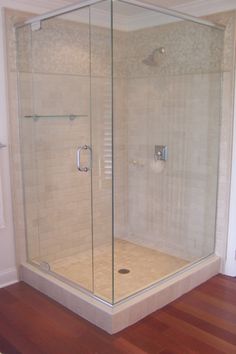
[142,47,165,66]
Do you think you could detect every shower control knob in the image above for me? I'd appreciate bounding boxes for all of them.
[154,145,168,161]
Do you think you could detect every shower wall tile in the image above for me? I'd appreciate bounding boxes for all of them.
[21,113,92,261]
[205,11,236,72]
[91,76,128,244]
[32,74,90,116]
[31,16,90,76]
[4,8,35,265]
[5,8,125,264]
[207,11,236,268]
[6,68,30,264]
[215,71,234,265]
[116,11,234,265]
[121,72,221,260]
[113,78,129,237]
[7,9,121,78]
[5,10,34,73]
[115,20,223,78]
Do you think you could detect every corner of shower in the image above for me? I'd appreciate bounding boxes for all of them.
[14,0,224,331]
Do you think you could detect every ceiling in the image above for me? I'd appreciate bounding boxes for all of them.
[5,0,236,31]
[43,0,236,15]
[58,0,235,10]
[6,0,236,15]
[60,0,201,7]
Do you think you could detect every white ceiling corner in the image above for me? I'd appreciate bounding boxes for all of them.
[4,0,236,14]
[171,0,236,17]
[2,0,236,30]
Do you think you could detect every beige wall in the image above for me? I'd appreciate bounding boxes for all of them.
[206,11,236,271]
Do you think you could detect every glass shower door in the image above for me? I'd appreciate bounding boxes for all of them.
[17,7,95,293]
[112,0,223,302]
[90,0,113,302]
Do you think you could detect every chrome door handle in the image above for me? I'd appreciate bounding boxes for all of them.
[76,145,92,172]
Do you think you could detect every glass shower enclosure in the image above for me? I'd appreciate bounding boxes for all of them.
[16,0,224,304]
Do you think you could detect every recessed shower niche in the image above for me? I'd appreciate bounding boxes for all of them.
[15,0,224,332]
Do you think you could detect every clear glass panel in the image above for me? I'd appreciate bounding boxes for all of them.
[90,0,113,303]
[17,7,94,293]
[113,1,223,302]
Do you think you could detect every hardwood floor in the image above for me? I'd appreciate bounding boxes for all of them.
[0,274,235,354]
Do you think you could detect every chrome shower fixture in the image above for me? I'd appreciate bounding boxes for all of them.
[154,145,168,161]
[142,47,165,66]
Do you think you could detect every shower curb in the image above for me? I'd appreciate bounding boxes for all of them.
[20,255,221,334]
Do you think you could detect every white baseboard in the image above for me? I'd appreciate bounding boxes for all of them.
[0,267,18,288]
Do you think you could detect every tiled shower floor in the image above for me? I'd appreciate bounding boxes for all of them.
[48,239,189,302]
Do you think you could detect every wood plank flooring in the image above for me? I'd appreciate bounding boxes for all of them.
[0,274,235,354]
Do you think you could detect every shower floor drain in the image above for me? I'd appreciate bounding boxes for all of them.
[118,268,130,274]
